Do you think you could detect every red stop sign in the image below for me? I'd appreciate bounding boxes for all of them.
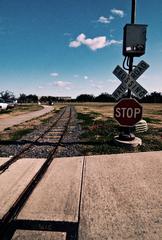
[114,98,143,126]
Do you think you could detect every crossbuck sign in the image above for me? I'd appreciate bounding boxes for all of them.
[112,60,149,100]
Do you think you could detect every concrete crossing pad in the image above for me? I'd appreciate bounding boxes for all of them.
[79,151,162,240]
[0,157,10,167]
[16,157,84,225]
[0,158,46,222]
[12,230,66,240]
[0,151,161,239]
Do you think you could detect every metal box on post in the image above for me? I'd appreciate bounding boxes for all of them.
[123,24,147,57]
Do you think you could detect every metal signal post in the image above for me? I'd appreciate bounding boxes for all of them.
[131,0,136,24]
[128,0,136,99]
[124,1,136,139]
[122,0,136,140]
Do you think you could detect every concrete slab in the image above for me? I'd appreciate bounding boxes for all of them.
[12,230,66,240]
[0,157,10,167]
[17,157,84,225]
[0,105,53,132]
[0,158,46,221]
[79,151,162,240]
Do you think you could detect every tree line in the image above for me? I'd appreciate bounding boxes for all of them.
[1,90,162,103]
[75,92,162,103]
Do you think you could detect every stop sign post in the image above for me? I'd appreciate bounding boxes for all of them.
[114,98,142,126]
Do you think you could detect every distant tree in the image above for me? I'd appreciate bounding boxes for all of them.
[40,96,48,103]
[141,92,162,103]
[0,90,15,101]
[95,93,115,102]
[47,96,57,103]
[150,92,162,103]
[18,94,27,103]
[76,94,94,102]
[18,94,38,103]
[26,94,38,103]
[40,96,58,104]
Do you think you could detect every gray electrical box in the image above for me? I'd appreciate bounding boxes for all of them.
[123,24,147,57]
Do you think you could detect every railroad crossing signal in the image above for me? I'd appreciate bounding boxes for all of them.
[112,60,149,100]
[114,98,143,126]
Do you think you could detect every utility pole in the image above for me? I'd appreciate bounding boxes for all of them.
[128,0,136,98]
[122,0,136,140]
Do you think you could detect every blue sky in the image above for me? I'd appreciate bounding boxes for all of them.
[0,0,162,98]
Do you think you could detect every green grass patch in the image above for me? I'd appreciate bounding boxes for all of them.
[77,112,120,154]
[14,104,43,112]
[89,111,101,116]
[0,104,43,115]
[77,111,162,155]
[151,110,162,115]
[77,112,94,126]
[143,117,161,124]
[40,118,50,124]
[10,128,33,141]
[0,109,12,114]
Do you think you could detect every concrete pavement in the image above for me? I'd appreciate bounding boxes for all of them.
[79,151,162,240]
[0,157,10,167]
[12,230,66,240]
[0,151,162,239]
[17,157,83,223]
[0,158,45,222]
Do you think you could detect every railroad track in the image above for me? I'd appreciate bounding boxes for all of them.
[0,106,73,173]
[0,105,77,239]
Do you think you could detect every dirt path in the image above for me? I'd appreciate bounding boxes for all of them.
[0,105,53,132]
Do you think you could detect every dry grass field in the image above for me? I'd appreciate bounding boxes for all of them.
[75,102,162,124]
[74,102,162,154]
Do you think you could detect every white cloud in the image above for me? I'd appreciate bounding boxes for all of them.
[84,75,88,80]
[107,39,123,45]
[69,40,81,48]
[85,36,108,50]
[111,8,124,18]
[76,33,85,42]
[98,16,110,24]
[50,72,59,77]
[69,33,122,51]
[53,81,72,90]
[109,16,115,20]
[97,15,114,24]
